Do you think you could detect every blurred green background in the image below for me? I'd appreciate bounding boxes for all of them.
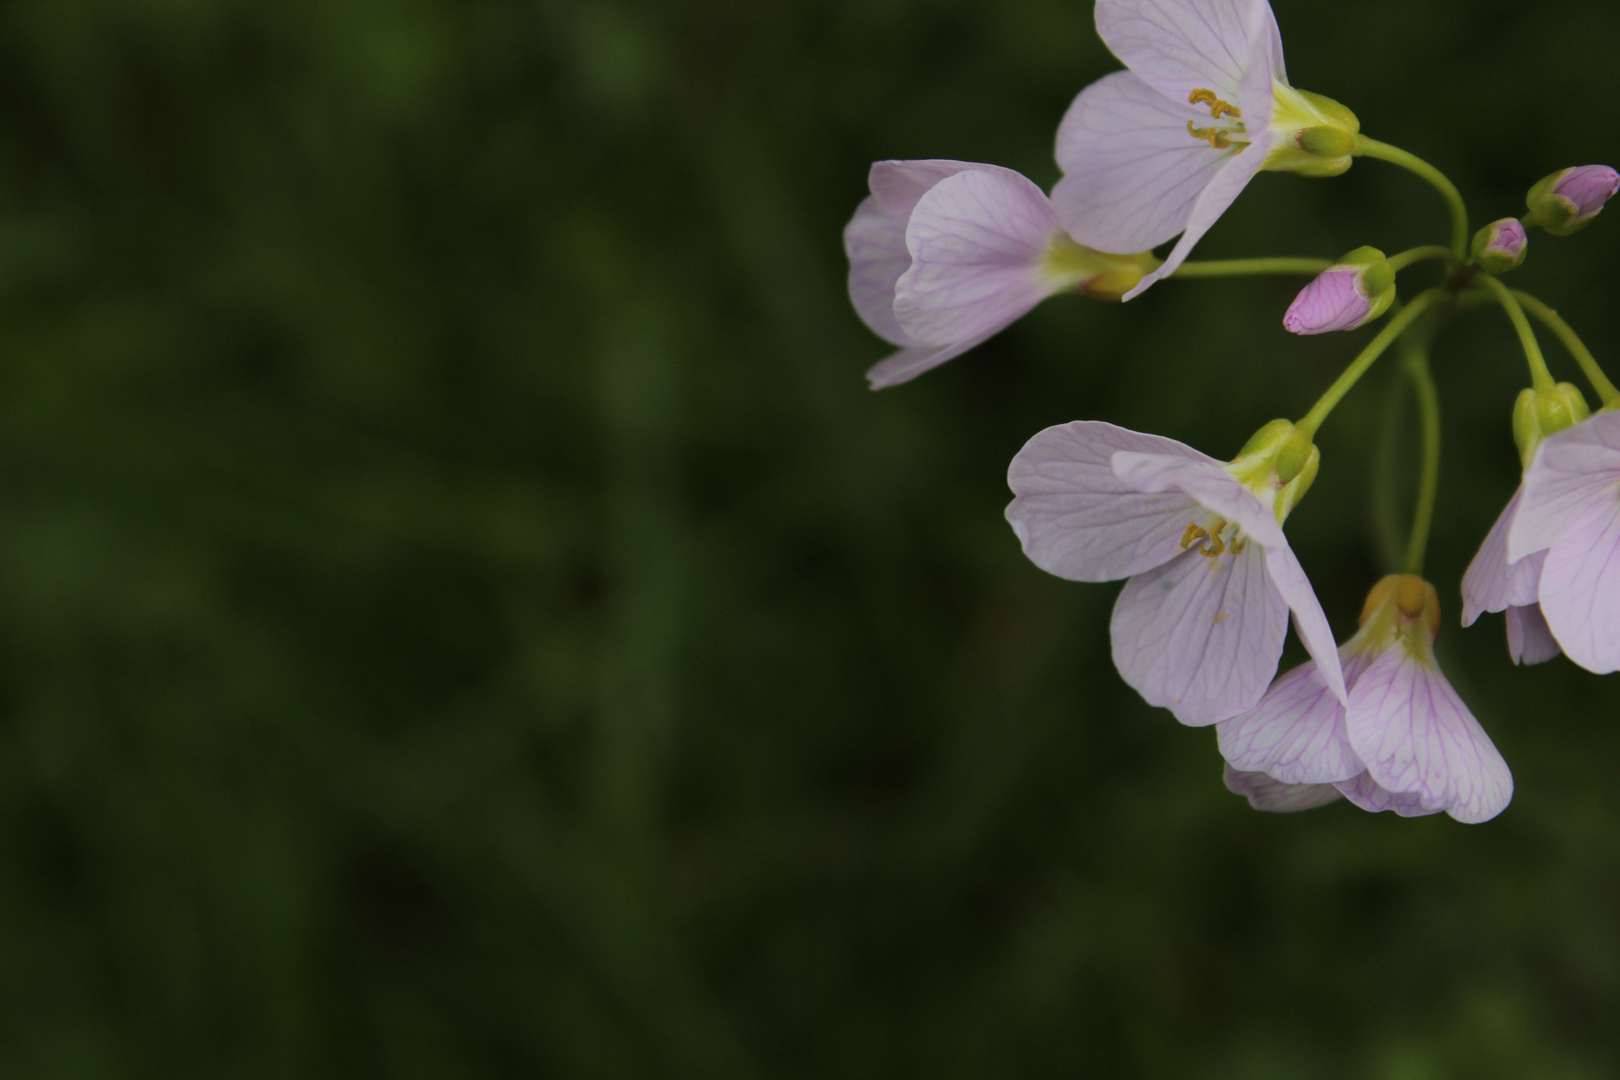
[0,0,1618,1075]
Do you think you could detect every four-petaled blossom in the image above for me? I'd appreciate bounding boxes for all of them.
[1461,487,1563,666]
[1219,575,1514,823]
[844,160,1156,389]
[1506,409,1620,674]
[1053,0,1358,299]
[1005,419,1344,725]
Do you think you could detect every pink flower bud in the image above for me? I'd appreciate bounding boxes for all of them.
[1471,218,1527,275]
[1283,247,1394,335]
[1526,166,1620,236]
[1552,166,1620,218]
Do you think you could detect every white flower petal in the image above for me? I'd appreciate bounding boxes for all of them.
[865,336,992,390]
[1263,544,1348,706]
[1345,647,1513,824]
[1094,0,1274,106]
[1006,421,1211,582]
[1110,542,1287,726]
[1334,771,1440,818]
[1216,653,1361,784]
[1510,412,1620,563]
[1223,762,1342,813]
[1461,488,1543,626]
[1052,71,1235,256]
[893,168,1063,347]
[1506,604,1562,666]
[1537,498,1620,674]
[1124,133,1274,299]
[845,160,990,346]
[1109,450,1286,548]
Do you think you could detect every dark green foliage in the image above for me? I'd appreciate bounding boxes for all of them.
[0,0,1616,1075]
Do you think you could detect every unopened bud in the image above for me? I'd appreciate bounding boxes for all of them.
[1470,218,1528,275]
[1512,382,1591,466]
[1283,247,1394,335]
[1525,166,1620,237]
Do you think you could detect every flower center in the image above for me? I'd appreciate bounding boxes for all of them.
[1187,89,1248,151]
[1180,517,1248,558]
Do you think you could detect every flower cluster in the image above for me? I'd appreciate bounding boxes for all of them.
[846,0,1620,824]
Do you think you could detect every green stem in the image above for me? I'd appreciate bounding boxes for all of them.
[1477,276,1556,392]
[1355,137,1470,260]
[1402,341,1441,576]
[1295,288,1445,442]
[1511,290,1620,406]
[1172,257,1332,278]
[1387,245,1458,273]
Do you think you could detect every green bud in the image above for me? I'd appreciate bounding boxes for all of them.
[1512,382,1590,466]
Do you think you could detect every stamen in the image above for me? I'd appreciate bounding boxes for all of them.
[1187,122,1233,150]
[1180,523,1209,549]
[1200,518,1228,558]
[1188,88,1241,120]
[1229,537,1248,555]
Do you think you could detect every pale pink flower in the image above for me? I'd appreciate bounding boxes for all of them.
[844,160,1153,389]
[1460,488,1561,666]
[1005,420,1344,726]
[1053,0,1358,299]
[1507,409,1620,674]
[1218,575,1514,823]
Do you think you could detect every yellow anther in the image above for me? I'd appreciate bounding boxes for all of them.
[1200,535,1226,558]
[1188,88,1241,120]
[1187,122,1233,150]
[1229,537,1248,555]
[1180,523,1209,550]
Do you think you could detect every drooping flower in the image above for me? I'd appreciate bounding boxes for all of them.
[1005,419,1344,725]
[1460,489,1561,666]
[844,160,1157,389]
[1218,575,1514,823]
[1282,246,1394,335]
[1524,165,1620,237]
[1462,382,1592,666]
[1507,408,1620,674]
[1052,0,1360,299]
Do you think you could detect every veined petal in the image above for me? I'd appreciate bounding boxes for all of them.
[893,168,1063,347]
[1216,652,1361,784]
[865,336,992,390]
[1262,544,1347,706]
[1095,0,1272,106]
[1537,498,1620,674]
[1223,763,1342,813]
[1506,604,1562,666]
[1510,412,1620,563]
[1110,543,1287,726]
[1345,647,1513,824]
[1461,489,1543,625]
[1006,421,1211,582]
[1335,771,1439,818]
[845,160,989,346]
[1124,133,1274,299]
[1053,71,1235,256]
[1110,450,1286,548]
